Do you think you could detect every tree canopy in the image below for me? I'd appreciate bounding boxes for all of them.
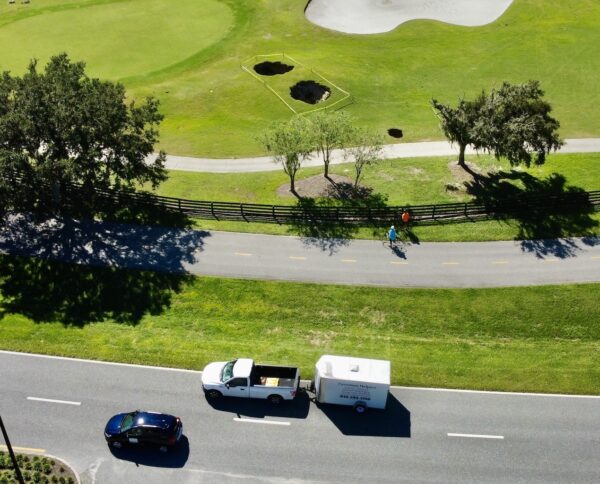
[0,53,166,215]
[432,81,562,172]
[260,116,313,197]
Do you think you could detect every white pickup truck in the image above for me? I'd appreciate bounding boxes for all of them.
[201,358,300,404]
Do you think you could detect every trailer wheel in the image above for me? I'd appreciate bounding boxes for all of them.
[353,402,367,414]
[206,390,222,399]
[268,394,283,405]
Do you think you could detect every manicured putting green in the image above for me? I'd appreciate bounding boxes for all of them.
[0,0,234,79]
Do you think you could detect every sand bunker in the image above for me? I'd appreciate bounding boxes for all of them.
[305,0,514,34]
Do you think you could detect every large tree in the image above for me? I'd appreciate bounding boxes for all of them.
[261,116,313,197]
[473,81,563,167]
[431,94,484,170]
[309,110,353,180]
[0,53,166,214]
[432,81,562,172]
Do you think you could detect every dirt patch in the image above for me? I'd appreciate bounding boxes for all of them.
[254,61,294,76]
[277,174,354,198]
[290,80,330,104]
[388,128,403,138]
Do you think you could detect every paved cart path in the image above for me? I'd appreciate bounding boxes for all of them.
[160,138,600,173]
[1,214,599,288]
[2,351,599,484]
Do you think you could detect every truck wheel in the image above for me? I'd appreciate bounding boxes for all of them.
[206,390,222,399]
[268,394,283,405]
[353,402,367,414]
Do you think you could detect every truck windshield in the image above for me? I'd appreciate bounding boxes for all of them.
[221,360,236,382]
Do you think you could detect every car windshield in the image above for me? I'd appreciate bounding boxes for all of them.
[221,360,236,382]
[120,412,137,432]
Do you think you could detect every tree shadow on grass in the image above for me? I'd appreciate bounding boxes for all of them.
[465,171,599,258]
[289,184,390,255]
[0,208,208,325]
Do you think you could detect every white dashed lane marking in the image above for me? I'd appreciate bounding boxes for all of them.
[27,396,81,406]
[233,418,291,426]
[447,433,504,440]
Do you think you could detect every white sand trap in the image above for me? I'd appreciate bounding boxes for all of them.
[305,0,514,34]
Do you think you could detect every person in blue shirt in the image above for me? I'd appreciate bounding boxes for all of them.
[388,225,397,248]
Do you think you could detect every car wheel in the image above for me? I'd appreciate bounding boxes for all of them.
[206,390,222,399]
[112,441,123,449]
[268,394,283,405]
[354,402,367,414]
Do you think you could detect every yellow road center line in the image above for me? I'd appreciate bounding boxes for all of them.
[592,256,600,260]
[442,262,460,266]
[390,261,409,265]
[0,445,46,454]
[542,259,559,263]
[341,259,357,263]
[289,256,306,261]
[492,261,509,265]
[234,252,252,257]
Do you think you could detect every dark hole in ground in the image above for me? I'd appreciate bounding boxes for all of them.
[388,128,403,138]
[254,61,294,76]
[290,80,331,104]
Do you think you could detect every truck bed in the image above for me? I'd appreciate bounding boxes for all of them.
[250,365,298,388]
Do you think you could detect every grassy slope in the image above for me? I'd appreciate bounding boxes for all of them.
[155,152,600,205]
[2,1,600,156]
[1,263,598,394]
[151,152,600,241]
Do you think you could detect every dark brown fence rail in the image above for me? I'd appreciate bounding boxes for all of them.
[5,173,600,225]
[59,183,600,226]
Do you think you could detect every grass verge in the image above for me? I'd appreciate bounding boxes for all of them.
[1,257,598,394]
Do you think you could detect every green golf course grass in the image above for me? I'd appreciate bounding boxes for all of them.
[1,0,599,156]
[1,258,598,394]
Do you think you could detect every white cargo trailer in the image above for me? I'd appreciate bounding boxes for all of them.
[314,355,391,413]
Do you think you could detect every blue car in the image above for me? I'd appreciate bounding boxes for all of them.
[104,410,183,452]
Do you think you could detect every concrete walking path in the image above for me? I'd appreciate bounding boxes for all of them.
[161,138,600,173]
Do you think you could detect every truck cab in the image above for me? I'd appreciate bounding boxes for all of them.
[202,358,300,404]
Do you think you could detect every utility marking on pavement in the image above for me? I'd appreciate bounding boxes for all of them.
[234,252,253,257]
[289,256,306,261]
[442,262,460,266]
[541,258,559,263]
[492,261,509,265]
[448,433,504,440]
[390,261,409,265]
[341,259,357,263]
[27,396,81,406]
[233,417,290,426]
[0,445,46,454]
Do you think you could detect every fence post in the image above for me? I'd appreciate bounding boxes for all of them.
[432,205,436,220]
[241,203,248,222]
[211,201,218,221]
[272,205,278,224]
[178,199,182,212]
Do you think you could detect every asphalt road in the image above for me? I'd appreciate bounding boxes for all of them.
[2,351,599,483]
[1,214,599,288]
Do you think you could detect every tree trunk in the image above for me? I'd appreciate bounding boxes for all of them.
[289,174,300,198]
[458,144,466,168]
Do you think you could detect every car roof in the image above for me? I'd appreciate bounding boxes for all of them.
[134,411,176,430]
